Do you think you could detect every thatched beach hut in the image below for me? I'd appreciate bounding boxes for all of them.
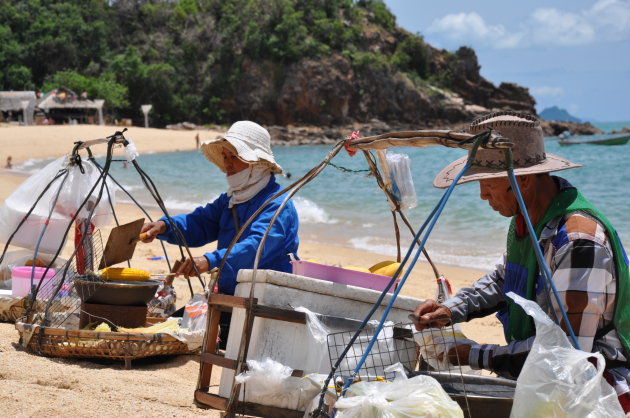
[36,87,101,125]
[0,91,36,125]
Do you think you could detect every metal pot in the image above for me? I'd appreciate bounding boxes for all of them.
[73,277,160,306]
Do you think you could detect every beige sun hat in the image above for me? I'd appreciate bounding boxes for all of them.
[433,111,581,188]
[200,121,283,174]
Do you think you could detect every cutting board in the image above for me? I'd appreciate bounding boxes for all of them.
[98,218,145,269]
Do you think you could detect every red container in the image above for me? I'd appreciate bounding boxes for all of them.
[290,260,398,293]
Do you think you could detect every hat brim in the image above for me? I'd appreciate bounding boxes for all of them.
[433,153,581,189]
[200,137,283,174]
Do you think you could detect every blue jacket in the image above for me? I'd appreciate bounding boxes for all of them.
[158,175,299,294]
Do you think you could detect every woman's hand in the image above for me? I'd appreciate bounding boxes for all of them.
[174,256,209,278]
[140,221,166,243]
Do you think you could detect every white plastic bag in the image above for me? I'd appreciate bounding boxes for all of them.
[180,293,208,333]
[414,327,477,371]
[0,156,115,254]
[384,152,417,211]
[165,294,208,350]
[508,292,625,418]
[234,358,297,407]
[335,363,463,417]
[53,157,116,226]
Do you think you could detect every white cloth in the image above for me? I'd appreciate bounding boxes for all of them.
[226,165,271,208]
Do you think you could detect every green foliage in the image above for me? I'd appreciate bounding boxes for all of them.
[0,0,435,126]
[0,24,33,89]
[428,51,457,88]
[358,0,395,30]
[350,51,390,74]
[42,70,128,109]
[392,35,429,79]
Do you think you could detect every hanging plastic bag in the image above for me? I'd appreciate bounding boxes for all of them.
[180,293,208,333]
[53,157,116,226]
[0,156,116,254]
[384,151,417,211]
[334,363,463,417]
[166,294,208,350]
[508,291,625,418]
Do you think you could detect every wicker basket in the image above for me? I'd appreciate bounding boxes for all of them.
[0,296,28,323]
[16,321,198,368]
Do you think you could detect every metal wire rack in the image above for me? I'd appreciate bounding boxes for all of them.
[326,320,517,417]
[327,322,418,382]
[29,229,105,329]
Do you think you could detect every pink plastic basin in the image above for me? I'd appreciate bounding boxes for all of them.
[291,260,398,293]
[11,266,57,298]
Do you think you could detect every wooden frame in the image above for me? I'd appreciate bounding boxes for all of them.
[194,293,309,418]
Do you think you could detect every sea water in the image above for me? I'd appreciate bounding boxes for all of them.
[14,122,630,272]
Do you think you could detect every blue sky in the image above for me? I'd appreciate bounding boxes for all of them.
[383,0,630,122]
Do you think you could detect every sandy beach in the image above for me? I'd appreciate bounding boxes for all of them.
[0,125,504,416]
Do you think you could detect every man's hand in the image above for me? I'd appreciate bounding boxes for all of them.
[174,256,209,278]
[447,344,471,366]
[140,221,166,243]
[410,299,453,331]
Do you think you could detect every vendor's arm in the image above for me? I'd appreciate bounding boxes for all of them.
[458,232,616,379]
[205,200,296,294]
[157,202,222,247]
[442,256,507,323]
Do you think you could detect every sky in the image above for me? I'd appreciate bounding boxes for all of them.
[383,0,630,122]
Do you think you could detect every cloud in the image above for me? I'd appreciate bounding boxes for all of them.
[426,0,630,49]
[530,86,565,97]
[427,12,522,49]
[529,9,595,46]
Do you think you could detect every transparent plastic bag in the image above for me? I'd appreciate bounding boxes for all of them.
[180,293,208,333]
[0,156,115,254]
[384,152,417,211]
[335,363,463,417]
[53,157,116,226]
[414,328,477,371]
[508,292,625,418]
[235,358,305,409]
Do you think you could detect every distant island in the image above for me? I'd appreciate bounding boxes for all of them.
[540,106,582,123]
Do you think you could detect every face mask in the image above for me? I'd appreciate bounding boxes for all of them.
[226,166,253,191]
[226,165,271,207]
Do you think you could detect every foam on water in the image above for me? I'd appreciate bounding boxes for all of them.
[348,236,399,257]
[293,196,337,224]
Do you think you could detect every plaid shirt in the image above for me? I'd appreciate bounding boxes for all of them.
[443,177,630,394]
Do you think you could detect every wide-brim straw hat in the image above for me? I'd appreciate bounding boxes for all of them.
[200,121,283,174]
[433,111,581,188]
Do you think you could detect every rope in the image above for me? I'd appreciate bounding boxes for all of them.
[131,161,202,295]
[90,159,174,272]
[325,161,371,174]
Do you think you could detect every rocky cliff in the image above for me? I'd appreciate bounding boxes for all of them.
[220,22,539,132]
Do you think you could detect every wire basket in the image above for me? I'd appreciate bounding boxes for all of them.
[326,320,516,418]
[327,322,418,382]
[26,229,106,329]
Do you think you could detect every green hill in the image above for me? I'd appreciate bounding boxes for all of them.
[0,0,536,127]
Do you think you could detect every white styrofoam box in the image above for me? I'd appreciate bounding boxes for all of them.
[218,269,423,410]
